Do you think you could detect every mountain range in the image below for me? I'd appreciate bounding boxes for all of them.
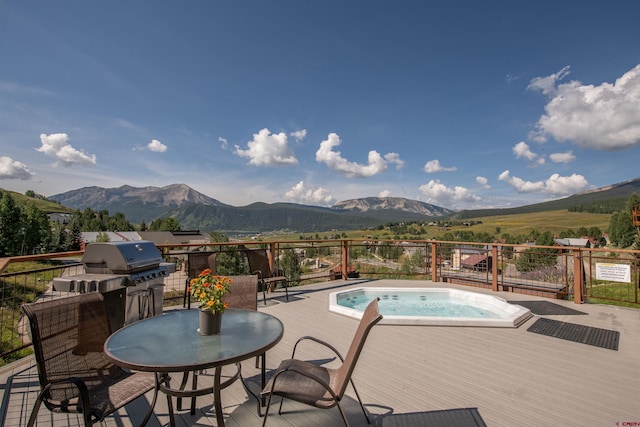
[49,184,454,233]
[48,178,640,233]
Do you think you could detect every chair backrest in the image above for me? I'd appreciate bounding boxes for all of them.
[334,297,383,398]
[188,252,216,278]
[223,275,259,311]
[22,293,120,403]
[244,249,273,277]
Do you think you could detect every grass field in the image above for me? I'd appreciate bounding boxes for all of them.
[438,210,611,238]
[277,210,612,241]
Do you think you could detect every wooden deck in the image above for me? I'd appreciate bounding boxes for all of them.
[1,279,639,427]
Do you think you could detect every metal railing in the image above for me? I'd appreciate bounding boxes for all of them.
[1,239,638,363]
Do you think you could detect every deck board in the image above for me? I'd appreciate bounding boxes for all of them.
[1,279,638,427]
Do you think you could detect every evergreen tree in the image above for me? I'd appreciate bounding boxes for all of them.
[281,248,302,285]
[608,193,640,248]
[515,231,557,272]
[0,192,22,256]
[149,217,181,231]
[21,203,51,255]
[207,231,245,275]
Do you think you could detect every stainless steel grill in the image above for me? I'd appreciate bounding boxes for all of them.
[53,241,169,331]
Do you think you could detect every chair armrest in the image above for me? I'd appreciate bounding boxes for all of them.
[250,270,265,280]
[291,336,344,362]
[38,377,92,421]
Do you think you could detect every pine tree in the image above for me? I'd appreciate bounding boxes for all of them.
[0,192,22,256]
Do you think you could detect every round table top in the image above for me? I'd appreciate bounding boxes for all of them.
[104,309,284,372]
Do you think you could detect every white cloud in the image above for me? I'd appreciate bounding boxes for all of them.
[234,128,298,166]
[418,179,481,208]
[498,170,588,196]
[512,141,537,161]
[529,64,640,150]
[289,129,307,141]
[512,141,545,166]
[147,139,167,153]
[549,151,576,163]
[384,152,405,169]
[476,176,490,189]
[315,133,399,178]
[423,159,457,173]
[218,137,228,149]
[527,65,571,96]
[36,133,97,166]
[378,189,391,198]
[0,156,34,180]
[284,180,334,205]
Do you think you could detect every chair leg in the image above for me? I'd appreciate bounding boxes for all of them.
[261,391,275,427]
[335,400,352,427]
[26,390,46,427]
[139,373,163,427]
[349,378,371,424]
[166,390,176,427]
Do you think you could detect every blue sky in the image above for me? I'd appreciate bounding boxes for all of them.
[1,1,639,211]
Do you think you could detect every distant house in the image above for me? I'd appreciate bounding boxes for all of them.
[47,213,72,224]
[451,245,491,271]
[80,230,211,246]
[81,231,142,244]
[553,238,591,248]
[461,253,492,272]
[138,230,211,246]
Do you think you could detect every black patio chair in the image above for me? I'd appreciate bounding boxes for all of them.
[261,297,382,426]
[244,248,289,304]
[22,293,157,426]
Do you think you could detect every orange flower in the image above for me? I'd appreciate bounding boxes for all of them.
[189,269,232,314]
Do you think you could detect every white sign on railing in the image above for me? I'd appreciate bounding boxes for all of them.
[595,263,631,283]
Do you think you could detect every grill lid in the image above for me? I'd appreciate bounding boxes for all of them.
[82,241,164,274]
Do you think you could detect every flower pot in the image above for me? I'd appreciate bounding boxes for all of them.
[199,310,222,335]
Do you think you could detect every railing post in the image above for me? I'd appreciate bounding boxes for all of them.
[431,242,439,282]
[491,245,499,292]
[573,249,584,304]
[342,240,349,279]
[268,242,277,272]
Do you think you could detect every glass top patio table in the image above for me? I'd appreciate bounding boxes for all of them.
[104,308,283,426]
[104,308,284,372]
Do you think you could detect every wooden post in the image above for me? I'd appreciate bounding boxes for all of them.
[268,242,277,272]
[431,241,439,282]
[491,245,499,292]
[342,240,349,279]
[573,249,583,304]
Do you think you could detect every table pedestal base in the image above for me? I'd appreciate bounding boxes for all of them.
[158,366,239,427]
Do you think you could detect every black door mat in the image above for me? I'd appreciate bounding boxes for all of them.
[527,318,619,350]
[510,300,587,316]
[379,408,487,427]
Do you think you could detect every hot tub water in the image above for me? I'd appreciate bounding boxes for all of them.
[329,287,532,328]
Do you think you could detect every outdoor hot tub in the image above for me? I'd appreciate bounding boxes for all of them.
[329,287,532,327]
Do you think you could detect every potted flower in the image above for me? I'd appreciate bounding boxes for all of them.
[188,268,231,335]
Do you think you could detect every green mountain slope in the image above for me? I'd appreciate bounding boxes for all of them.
[451,177,640,220]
